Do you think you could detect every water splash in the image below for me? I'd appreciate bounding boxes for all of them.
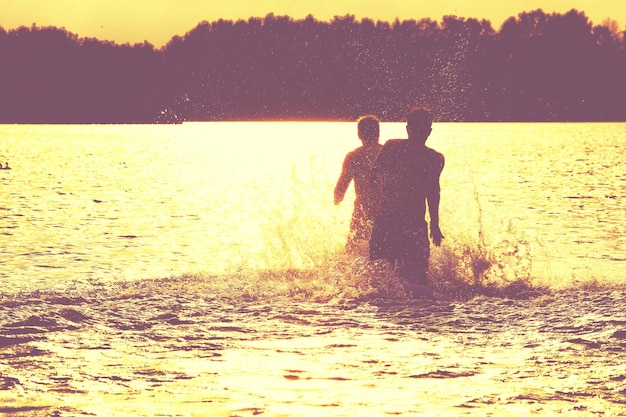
[195,155,546,303]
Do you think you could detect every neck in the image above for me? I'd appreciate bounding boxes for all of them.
[408,136,427,146]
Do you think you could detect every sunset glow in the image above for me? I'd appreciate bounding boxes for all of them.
[1,0,625,47]
[2,0,626,415]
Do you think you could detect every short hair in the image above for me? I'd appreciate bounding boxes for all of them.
[357,115,380,142]
[406,107,433,130]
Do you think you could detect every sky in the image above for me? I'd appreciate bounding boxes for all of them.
[1,0,624,48]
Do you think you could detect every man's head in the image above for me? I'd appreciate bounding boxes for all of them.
[406,107,433,143]
[357,115,380,144]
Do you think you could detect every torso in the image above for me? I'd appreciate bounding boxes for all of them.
[347,144,382,213]
[375,140,444,218]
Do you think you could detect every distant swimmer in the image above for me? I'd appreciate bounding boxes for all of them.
[369,106,445,293]
[334,115,383,253]
[1,162,9,170]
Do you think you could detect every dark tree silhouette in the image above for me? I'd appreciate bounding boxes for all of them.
[0,10,625,123]
[0,25,161,123]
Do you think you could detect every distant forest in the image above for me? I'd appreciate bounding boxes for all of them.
[1,9,625,123]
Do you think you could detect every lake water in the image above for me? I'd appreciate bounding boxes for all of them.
[2,122,626,416]
[1,122,624,293]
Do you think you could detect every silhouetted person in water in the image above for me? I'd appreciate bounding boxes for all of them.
[369,107,444,292]
[334,115,383,253]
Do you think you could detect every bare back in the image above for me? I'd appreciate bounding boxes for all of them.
[372,139,444,220]
[335,143,382,216]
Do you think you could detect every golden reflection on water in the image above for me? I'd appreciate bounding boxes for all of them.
[3,282,626,416]
[0,122,625,291]
[3,122,626,416]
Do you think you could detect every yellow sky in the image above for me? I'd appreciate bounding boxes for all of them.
[1,0,624,47]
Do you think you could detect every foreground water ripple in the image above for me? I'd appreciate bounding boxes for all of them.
[1,277,626,416]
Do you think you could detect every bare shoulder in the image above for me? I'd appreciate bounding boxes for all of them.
[346,146,364,160]
[380,139,405,155]
[426,146,445,169]
[382,139,405,149]
[426,146,444,159]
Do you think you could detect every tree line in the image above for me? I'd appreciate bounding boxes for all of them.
[0,9,624,123]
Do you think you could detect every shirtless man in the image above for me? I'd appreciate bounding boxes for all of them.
[334,115,383,253]
[369,107,444,289]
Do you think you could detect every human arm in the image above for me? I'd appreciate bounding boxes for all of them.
[428,194,444,246]
[427,154,445,246]
[334,154,353,205]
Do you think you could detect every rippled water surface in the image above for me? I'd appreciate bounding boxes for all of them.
[1,122,625,291]
[1,122,626,416]
[2,278,626,416]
